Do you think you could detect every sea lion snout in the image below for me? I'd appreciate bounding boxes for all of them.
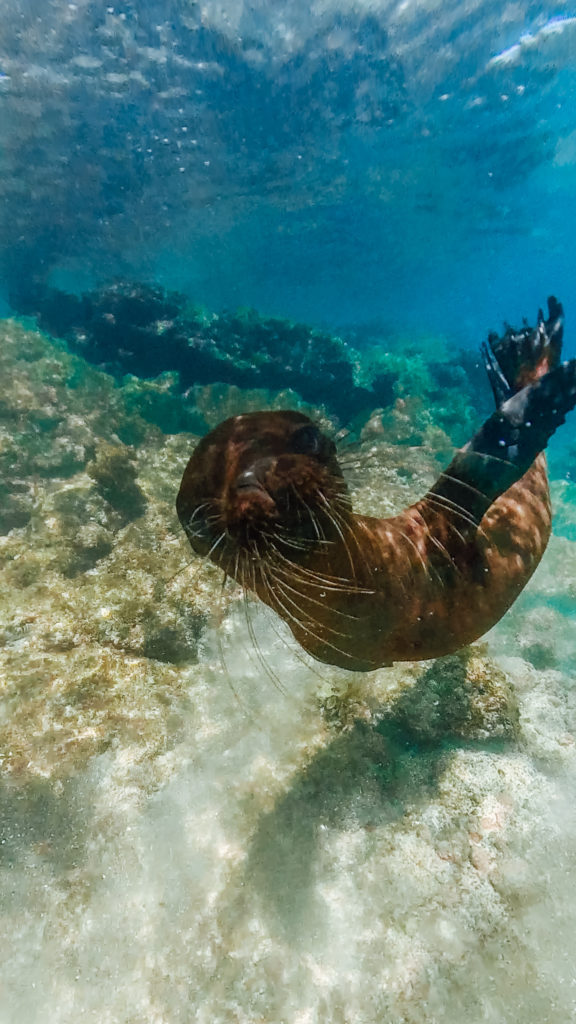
[226,461,279,543]
[227,449,332,545]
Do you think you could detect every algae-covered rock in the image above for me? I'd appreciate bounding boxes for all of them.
[0,318,213,780]
[87,442,147,522]
[317,647,520,744]
[120,371,204,435]
[13,280,485,434]
[391,649,520,743]
[14,280,375,420]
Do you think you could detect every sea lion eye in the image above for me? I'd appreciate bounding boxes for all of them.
[291,424,332,458]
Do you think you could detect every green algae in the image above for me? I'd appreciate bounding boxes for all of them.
[87,442,147,522]
[0,319,208,779]
[392,649,520,744]
[318,647,520,744]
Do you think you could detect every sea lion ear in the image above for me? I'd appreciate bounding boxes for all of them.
[290,423,334,458]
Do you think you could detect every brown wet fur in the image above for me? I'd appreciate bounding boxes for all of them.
[176,409,551,672]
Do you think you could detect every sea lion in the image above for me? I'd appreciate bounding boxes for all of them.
[177,298,576,671]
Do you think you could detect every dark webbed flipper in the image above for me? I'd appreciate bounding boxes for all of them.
[481,338,512,407]
[428,297,574,524]
[484,295,564,404]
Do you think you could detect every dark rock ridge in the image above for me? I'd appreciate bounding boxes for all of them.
[13,280,393,420]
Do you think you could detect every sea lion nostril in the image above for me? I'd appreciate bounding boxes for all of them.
[235,467,263,491]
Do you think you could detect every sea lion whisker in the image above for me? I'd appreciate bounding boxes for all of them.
[273,560,370,596]
[269,576,355,641]
[266,581,329,643]
[188,500,211,518]
[211,567,260,725]
[464,447,525,470]
[259,579,328,651]
[249,554,303,698]
[270,577,373,664]
[413,504,479,579]
[315,491,359,579]
[184,500,209,521]
[427,533,462,575]
[434,470,493,505]
[276,534,318,551]
[215,627,248,715]
[186,527,216,544]
[206,531,227,560]
[186,528,205,540]
[186,514,223,541]
[391,519,436,583]
[234,549,242,587]
[237,549,255,593]
[269,525,324,551]
[329,495,363,521]
[164,557,201,586]
[205,514,226,530]
[291,485,326,544]
[266,558,362,621]
[322,494,380,584]
[268,545,375,594]
[338,450,386,471]
[432,518,470,554]
[423,498,482,547]
[423,494,490,546]
[422,492,479,530]
[254,583,336,684]
[287,562,376,595]
[319,512,357,578]
[241,584,290,698]
[183,503,216,538]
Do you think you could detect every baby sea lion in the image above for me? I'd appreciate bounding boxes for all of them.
[177,297,576,671]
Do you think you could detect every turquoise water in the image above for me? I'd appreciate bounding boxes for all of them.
[1,1,576,340]
[1,3,576,1022]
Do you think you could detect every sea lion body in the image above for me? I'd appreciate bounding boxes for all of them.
[177,299,575,671]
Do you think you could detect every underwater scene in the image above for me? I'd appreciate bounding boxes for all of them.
[2,1,576,1021]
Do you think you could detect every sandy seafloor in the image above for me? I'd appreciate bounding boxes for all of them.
[2,317,576,1024]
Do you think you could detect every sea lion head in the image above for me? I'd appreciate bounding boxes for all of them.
[176,411,349,566]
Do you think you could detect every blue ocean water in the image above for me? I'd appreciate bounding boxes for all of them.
[1,0,575,346]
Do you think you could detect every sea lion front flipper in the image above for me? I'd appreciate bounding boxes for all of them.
[485,295,564,402]
[481,338,512,407]
[426,299,575,525]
